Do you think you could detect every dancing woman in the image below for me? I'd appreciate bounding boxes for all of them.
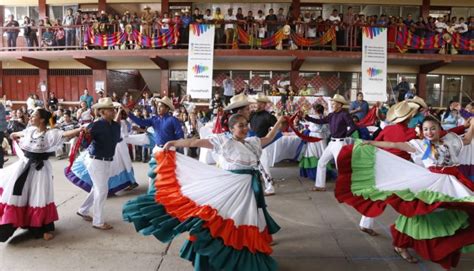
[336,116,474,269]
[123,113,285,270]
[0,108,82,242]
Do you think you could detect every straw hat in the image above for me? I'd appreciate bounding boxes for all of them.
[386,101,417,123]
[124,10,130,15]
[254,93,271,103]
[143,6,151,10]
[331,94,348,105]
[92,97,115,110]
[224,94,256,111]
[155,96,175,111]
[283,25,291,35]
[407,96,428,110]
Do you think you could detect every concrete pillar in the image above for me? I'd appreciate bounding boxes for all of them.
[416,73,427,100]
[1,5,5,48]
[38,0,47,19]
[291,0,300,20]
[98,0,106,13]
[161,0,169,14]
[160,70,169,97]
[421,0,430,19]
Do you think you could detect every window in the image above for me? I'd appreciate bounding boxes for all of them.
[322,4,341,20]
[48,6,64,21]
[360,5,380,17]
[401,6,420,19]
[381,6,400,17]
[442,76,461,108]
[451,7,468,20]
[426,74,442,107]
[28,6,39,21]
[4,6,39,22]
[461,75,473,106]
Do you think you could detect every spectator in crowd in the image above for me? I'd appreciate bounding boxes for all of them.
[181,9,192,44]
[52,20,65,49]
[76,101,93,124]
[26,94,36,113]
[210,92,224,117]
[213,8,225,46]
[394,76,410,102]
[255,10,266,39]
[403,14,414,27]
[222,73,234,105]
[29,19,39,49]
[48,92,59,110]
[329,9,341,51]
[138,91,152,113]
[192,8,203,23]
[63,8,76,47]
[121,91,131,105]
[23,16,34,50]
[79,88,94,108]
[203,9,213,22]
[236,7,244,21]
[224,8,237,48]
[435,16,448,33]
[5,14,20,51]
[266,8,278,38]
[276,8,286,25]
[0,100,7,168]
[349,92,369,120]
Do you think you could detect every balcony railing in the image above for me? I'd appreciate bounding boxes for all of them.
[1,22,472,54]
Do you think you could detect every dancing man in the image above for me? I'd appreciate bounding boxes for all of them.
[303,94,357,191]
[77,98,122,230]
[250,93,278,196]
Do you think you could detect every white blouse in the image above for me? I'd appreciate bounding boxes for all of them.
[408,133,463,168]
[209,134,262,171]
[19,127,64,153]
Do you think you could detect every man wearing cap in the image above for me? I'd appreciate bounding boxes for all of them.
[77,98,121,230]
[303,94,357,191]
[250,94,278,195]
[124,96,184,148]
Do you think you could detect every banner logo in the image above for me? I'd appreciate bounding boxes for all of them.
[363,27,386,39]
[192,64,209,75]
[366,67,383,77]
[190,24,211,36]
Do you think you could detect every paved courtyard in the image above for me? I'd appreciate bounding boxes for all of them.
[0,157,473,271]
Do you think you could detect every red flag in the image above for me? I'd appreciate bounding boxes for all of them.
[357,106,378,127]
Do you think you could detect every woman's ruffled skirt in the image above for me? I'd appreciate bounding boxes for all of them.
[335,142,474,269]
[65,140,136,195]
[0,158,58,241]
[459,139,474,182]
[123,149,280,271]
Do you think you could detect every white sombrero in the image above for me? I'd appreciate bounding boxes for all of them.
[155,96,175,111]
[254,93,271,103]
[92,97,115,110]
[407,96,428,110]
[331,94,348,105]
[224,94,256,111]
[386,101,417,124]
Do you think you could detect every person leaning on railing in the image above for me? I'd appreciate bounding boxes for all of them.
[5,14,20,51]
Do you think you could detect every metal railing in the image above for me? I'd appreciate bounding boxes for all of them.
[0,21,472,53]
